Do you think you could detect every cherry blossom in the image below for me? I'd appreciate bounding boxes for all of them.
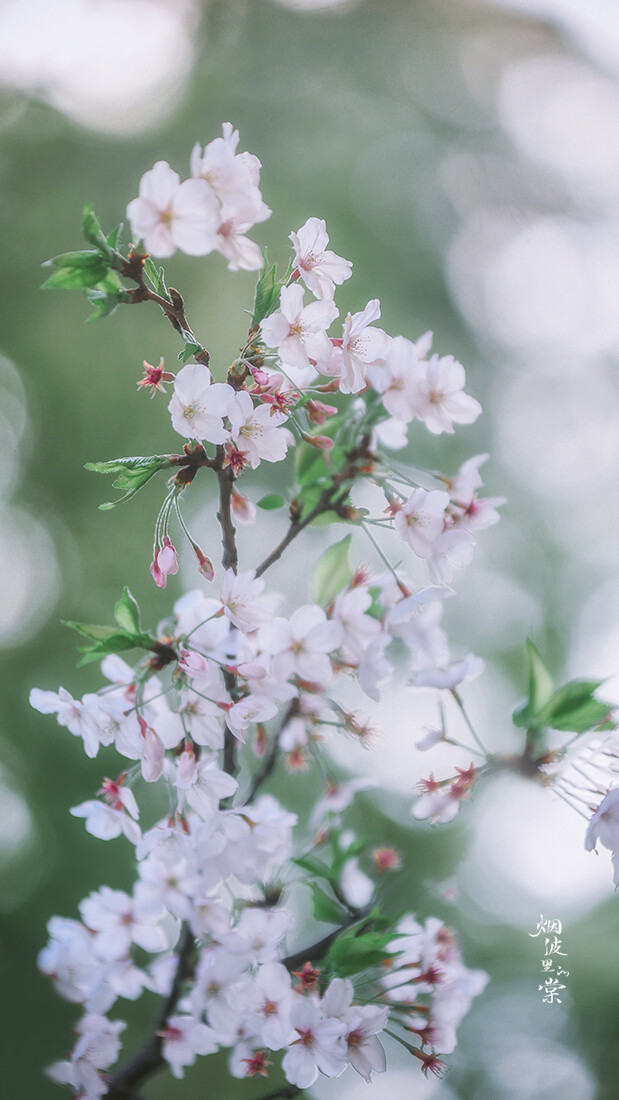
[126,161,219,258]
[585,788,619,886]
[168,364,234,443]
[229,389,289,468]
[282,996,347,1088]
[290,217,352,299]
[160,1014,219,1078]
[393,488,450,560]
[260,284,338,382]
[328,299,392,394]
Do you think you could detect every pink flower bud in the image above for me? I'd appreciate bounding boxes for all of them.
[231,489,257,525]
[150,548,167,588]
[158,536,179,577]
[193,545,215,581]
[303,433,334,451]
[178,648,212,677]
[250,366,270,386]
[306,399,338,425]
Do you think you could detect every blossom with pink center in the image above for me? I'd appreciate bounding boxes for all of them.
[47,1014,126,1100]
[393,488,450,560]
[290,217,352,300]
[260,604,343,685]
[190,123,264,209]
[216,200,272,271]
[137,357,174,398]
[585,788,619,886]
[327,299,392,394]
[414,353,482,435]
[226,694,279,744]
[160,1014,219,1078]
[368,333,429,420]
[229,390,289,469]
[321,978,389,1082]
[29,686,103,759]
[220,569,277,632]
[174,750,238,818]
[79,886,167,961]
[126,160,219,258]
[235,962,294,1050]
[260,284,338,383]
[168,364,235,443]
[282,996,347,1089]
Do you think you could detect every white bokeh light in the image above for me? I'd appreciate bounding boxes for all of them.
[0,0,199,133]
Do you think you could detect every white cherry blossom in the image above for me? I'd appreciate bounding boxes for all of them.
[229,389,289,468]
[394,488,450,560]
[126,161,219,258]
[168,365,234,443]
[290,217,352,300]
[328,299,392,394]
[260,284,337,382]
[160,1014,218,1078]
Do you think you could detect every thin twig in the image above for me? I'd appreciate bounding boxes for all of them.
[118,251,210,367]
[244,700,299,804]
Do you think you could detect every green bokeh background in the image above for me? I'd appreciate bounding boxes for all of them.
[1,2,618,1098]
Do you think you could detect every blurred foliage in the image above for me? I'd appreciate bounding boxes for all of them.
[1,1,617,1098]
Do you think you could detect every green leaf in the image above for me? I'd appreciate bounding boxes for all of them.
[76,634,151,666]
[312,534,353,605]
[113,588,141,635]
[143,256,170,300]
[293,855,334,884]
[178,330,203,364]
[513,639,555,729]
[539,680,610,733]
[309,883,347,925]
[85,455,173,506]
[251,252,278,327]
[106,224,122,251]
[63,621,125,644]
[81,203,110,253]
[257,494,286,510]
[42,254,110,290]
[326,929,393,977]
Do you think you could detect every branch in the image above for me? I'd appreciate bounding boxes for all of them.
[244,700,299,804]
[215,456,238,573]
[118,250,211,368]
[255,438,373,579]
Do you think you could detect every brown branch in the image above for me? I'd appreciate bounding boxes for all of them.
[215,456,238,573]
[244,699,299,804]
[255,439,374,579]
[118,250,210,368]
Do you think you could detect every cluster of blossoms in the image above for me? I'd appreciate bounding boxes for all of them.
[127,123,270,270]
[34,123,618,1100]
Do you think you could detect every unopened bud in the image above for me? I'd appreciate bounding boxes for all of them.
[303,433,334,451]
[306,399,338,425]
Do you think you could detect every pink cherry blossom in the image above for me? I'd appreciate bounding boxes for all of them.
[229,390,289,469]
[585,788,619,886]
[328,299,392,394]
[290,217,352,300]
[168,364,235,443]
[126,161,219,258]
[393,488,450,560]
[260,284,337,383]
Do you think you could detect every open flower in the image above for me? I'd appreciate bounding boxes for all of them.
[126,161,219,258]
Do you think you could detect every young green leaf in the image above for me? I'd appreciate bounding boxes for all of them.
[312,534,353,605]
[256,494,286,510]
[113,588,142,635]
[309,883,348,925]
[42,254,111,290]
[513,639,554,729]
[538,679,611,733]
[85,455,174,507]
